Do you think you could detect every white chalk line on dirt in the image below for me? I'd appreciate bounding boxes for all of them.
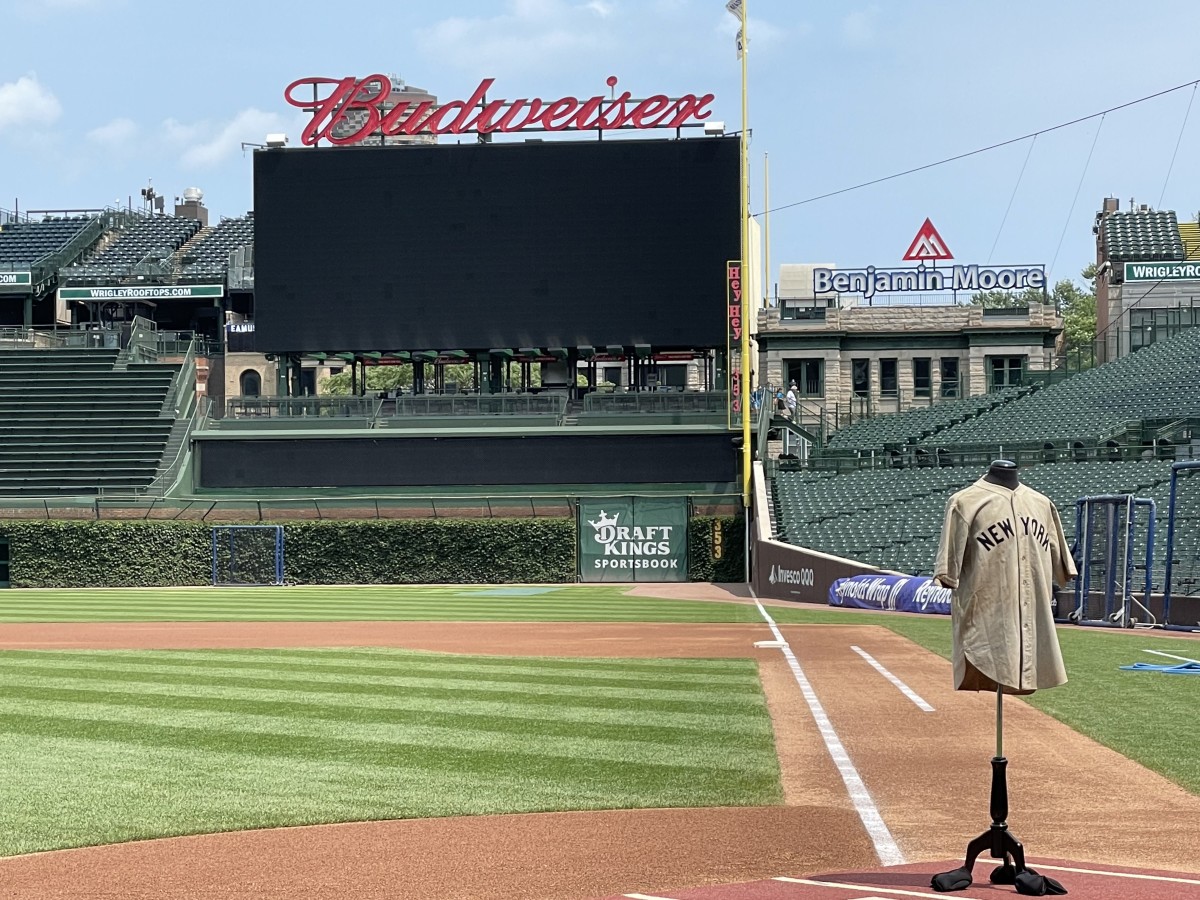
[752,599,906,867]
[775,877,984,899]
[1028,862,1200,885]
[850,645,935,713]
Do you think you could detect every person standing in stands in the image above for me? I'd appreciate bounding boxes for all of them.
[785,382,798,419]
[775,390,789,420]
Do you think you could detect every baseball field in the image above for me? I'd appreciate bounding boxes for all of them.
[0,583,1196,899]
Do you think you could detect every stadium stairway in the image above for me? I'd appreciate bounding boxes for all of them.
[0,348,178,497]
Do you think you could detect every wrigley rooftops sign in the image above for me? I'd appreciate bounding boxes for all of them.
[1124,261,1200,282]
[812,219,1046,302]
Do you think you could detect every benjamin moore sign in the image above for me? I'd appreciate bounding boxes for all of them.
[812,263,1046,303]
[58,284,225,301]
[578,497,687,583]
[0,271,32,292]
[1124,261,1200,282]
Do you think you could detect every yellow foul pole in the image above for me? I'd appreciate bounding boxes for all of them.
[739,0,751,507]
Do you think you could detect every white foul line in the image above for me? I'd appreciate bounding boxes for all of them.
[851,645,935,713]
[753,600,906,866]
[774,877,985,899]
[1142,648,1200,665]
[624,894,681,900]
[1029,862,1200,885]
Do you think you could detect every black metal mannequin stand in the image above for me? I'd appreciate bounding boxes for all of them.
[932,687,1028,891]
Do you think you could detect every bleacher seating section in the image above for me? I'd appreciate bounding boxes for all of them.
[65,216,201,278]
[773,460,1177,581]
[825,387,1028,450]
[0,217,94,267]
[772,326,1200,589]
[0,349,177,496]
[178,215,253,278]
[933,328,1200,445]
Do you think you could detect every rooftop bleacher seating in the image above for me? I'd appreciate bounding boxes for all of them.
[178,215,253,278]
[931,328,1200,446]
[0,217,94,267]
[0,348,177,496]
[826,387,1028,451]
[63,216,200,279]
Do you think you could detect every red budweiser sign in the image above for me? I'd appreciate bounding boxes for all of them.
[284,75,716,147]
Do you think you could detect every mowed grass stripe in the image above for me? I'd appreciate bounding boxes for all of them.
[0,679,772,744]
[0,650,760,692]
[0,694,773,771]
[0,648,780,856]
[0,732,745,857]
[0,585,762,623]
[90,647,754,676]
[0,658,754,711]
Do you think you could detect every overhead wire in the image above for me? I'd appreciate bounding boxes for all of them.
[1158,82,1197,209]
[753,77,1200,218]
[1049,114,1105,281]
[987,135,1037,265]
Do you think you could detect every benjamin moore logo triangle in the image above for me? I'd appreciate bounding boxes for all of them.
[902,218,953,261]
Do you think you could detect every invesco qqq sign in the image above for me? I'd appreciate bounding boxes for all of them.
[285,75,715,146]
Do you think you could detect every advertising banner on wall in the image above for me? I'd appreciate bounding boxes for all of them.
[0,271,32,293]
[752,537,883,603]
[726,259,743,430]
[578,497,688,583]
[828,574,951,615]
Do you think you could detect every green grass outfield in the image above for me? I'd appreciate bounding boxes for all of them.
[0,585,767,623]
[0,584,1195,855]
[0,648,779,856]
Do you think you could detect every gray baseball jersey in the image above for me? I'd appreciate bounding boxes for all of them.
[934,477,1076,694]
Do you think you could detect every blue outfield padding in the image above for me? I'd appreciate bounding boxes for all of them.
[1119,661,1200,675]
[829,574,952,615]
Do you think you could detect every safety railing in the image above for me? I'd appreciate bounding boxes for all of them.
[224,396,382,420]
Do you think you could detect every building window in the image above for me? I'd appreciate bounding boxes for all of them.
[913,358,932,398]
[879,358,898,398]
[786,359,824,397]
[851,359,870,397]
[239,369,261,397]
[988,355,1026,390]
[940,357,960,398]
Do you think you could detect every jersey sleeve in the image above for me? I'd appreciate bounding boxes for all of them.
[933,499,965,589]
[1049,502,1077,586]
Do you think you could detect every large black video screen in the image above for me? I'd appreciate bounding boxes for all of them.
[253,137,739,353]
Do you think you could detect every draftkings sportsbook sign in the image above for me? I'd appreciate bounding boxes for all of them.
[578,498,688,583]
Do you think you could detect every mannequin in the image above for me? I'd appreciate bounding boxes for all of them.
[982,458,1020,490]
[930,462,1074,895]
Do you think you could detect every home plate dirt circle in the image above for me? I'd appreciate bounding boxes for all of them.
[1,615,1198,899]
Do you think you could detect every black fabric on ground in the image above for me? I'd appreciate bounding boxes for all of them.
[1015,868,1068,895]
[931,867,973,892]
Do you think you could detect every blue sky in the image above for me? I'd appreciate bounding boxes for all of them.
[2,0,1197,291]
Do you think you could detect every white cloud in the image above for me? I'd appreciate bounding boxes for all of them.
[86,116,138,147]
[418,1,615,72]
[0,74,62,131]
[842,5,880,47]
[162,108,289,169]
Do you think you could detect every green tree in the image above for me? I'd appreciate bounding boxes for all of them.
[320,366,412,396]
[969,286,1051,307]
[1058,265,1097,363]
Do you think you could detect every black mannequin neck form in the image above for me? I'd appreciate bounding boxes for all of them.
[984,459,1020,489]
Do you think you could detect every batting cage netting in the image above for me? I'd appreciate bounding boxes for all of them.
[211,526,285,586]
[1164,461,1200,629]
[1069,494,1156,628]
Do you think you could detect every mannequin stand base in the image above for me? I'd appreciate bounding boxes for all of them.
[932,757,1030,893]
